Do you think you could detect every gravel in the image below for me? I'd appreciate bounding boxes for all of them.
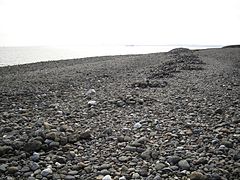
[0,47,239,179]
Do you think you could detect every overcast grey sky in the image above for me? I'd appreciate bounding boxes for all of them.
[0,0,239,46]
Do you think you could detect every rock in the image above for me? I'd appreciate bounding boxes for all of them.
[102,175,112,180]
[55,156,67,164]
[30,162,40,171]
[97,163,111,170]
[141,148,152,160]
[45,132,58,141]
[0,164,8,172]
[178,159,190,170]
[153,175,161,180]
[118,156,129,162]
[78,130,92,140]
[139,166,148,177]
[167,155,181,165]
[189,171,207,180]
[132,172,140,179]
[195,157,208,165]
[133,122,142,129]
[86,89,96,96]
[64,175,76,180]
[24,139,42,152]
[214,108,224,115]
[21,166,30,172]
[100,169,110,175]
[221,140,233,148]
[151,150,159,159]
[116,100,125,107]
[8,166,18,174]
[132,136,148,147]
[49,141,60,148]
[125,145,145,153]
[0,145,13,156]
[208,173,223,180]
[88,100,97,106]
[219,145,228,151]
[31,152,40,162]
[119,176,127,180]
[41,166,53,177]
[233,151,240,161]
[102,127,113,135]
[155,162,166,171]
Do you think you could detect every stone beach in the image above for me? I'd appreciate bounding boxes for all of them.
[0,47,239,179]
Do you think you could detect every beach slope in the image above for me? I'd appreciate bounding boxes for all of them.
[0,47,239,179]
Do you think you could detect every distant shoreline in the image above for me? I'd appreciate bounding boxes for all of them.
[0,45,224,67]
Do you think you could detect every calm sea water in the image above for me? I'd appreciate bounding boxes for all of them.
[0,45,220,67]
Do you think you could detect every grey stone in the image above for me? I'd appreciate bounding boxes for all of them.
[178,159,190,170]
[189,171,207,180]
[0,146,13,156]
[68,170,78,175]
[20,166,30,172]
[45,132,58,141]
[221,141,233,148]
[195,157,208,165]
[139,166,148,177]
[167,155,181,165]
[24,139,42,152]
[55,156,67,164]
[78,130,92,140]
[41,167,53,177]
[118,156,129,162]
[31,152,40,162]
[155,162,166,171]
[49,141,60,148]
[132,172,140,179]
[97,163,111,170]
[64,175,76,180]
[141,148,152,160]
[100,169,110,175]
[0,164,8,172]
[30,162,40,171]
[153,175,162,180]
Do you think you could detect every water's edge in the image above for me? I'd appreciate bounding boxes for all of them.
[0,45,222,67]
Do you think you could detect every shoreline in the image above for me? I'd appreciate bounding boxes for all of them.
[0,45,223,68]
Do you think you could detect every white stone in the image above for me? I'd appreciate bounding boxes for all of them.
[133,122,142,129]
[86,89,96,96]
[119,176,127,180]
[102,175,112,180]
[88,100,97,106]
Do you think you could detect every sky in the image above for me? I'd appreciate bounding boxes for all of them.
[0,0,239,46]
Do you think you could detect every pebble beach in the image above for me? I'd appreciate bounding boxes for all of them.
[0,47,239,180]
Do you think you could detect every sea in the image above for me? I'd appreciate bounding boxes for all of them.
[0,45,221,67]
